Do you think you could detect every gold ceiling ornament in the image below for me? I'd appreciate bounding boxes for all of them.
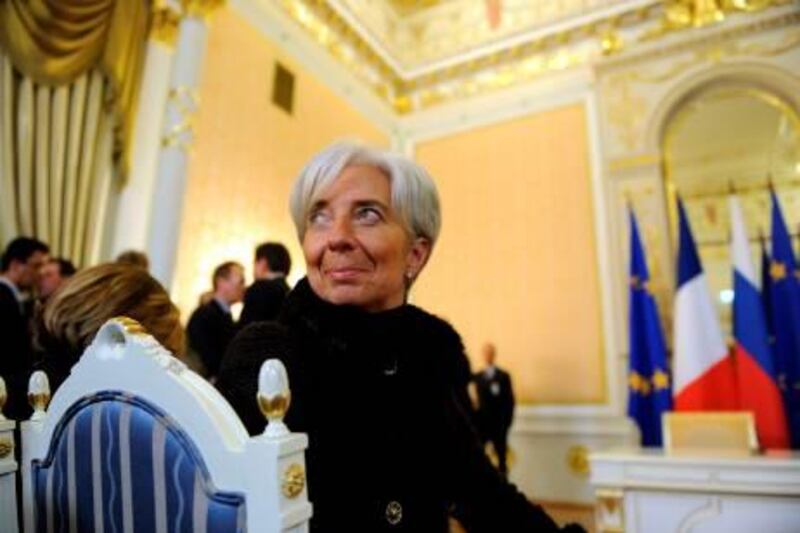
[181,0,226,18]
[152,5,181,45]
[645,0,791,39]
[386,0,442,16]
[279,0,793,114]
[601,27,625,55]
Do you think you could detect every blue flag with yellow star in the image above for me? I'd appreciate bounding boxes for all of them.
[761,238,774,343]
[769,191,800,448]
[627,210,672,446]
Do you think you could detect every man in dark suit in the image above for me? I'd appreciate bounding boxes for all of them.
[187,261,245,382]
[474,342,515,475]
[239,242,291,327]
[1,237,49,420]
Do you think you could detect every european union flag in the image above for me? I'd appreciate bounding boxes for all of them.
[627,210,672,446]
[761,237,774,343]
[769,191,800,447]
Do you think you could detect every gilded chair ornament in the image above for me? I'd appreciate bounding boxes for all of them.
[0,437,12,459]
[28,371,51,422]
[257,359,291,438]
[282,463,306,498]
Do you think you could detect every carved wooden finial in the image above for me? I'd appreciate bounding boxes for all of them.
[257,360,291,439]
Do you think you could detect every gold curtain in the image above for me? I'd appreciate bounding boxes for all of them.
[0,0,152,173]
[0,0,152,263]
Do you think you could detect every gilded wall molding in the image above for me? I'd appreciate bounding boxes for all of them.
[276,0,795,114]
[151,6,181,45]
[181,0,226,18]
[161,86,199,151]
[598,5,799,71]
[600,24,800,157]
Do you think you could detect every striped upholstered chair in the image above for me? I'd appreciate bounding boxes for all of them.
[19,317,311,532]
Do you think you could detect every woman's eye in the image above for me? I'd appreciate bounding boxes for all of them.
[308,210,330,226]
[355,207,381,224]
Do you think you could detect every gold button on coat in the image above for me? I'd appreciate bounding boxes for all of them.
[385,500,402,525]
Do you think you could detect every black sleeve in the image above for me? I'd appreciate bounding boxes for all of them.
[0,290,34,420]
[217,321,293,436]
[0,292,28,377]
[187,309,222,377]
[238,286,261,327]
[445,390,584,532]
[503,371,515,429]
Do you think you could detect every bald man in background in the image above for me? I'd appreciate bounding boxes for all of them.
[474,342,515,476]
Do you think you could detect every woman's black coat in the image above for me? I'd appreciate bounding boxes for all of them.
[217,279,574,532]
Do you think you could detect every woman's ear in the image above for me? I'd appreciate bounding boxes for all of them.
[405,237,432,281]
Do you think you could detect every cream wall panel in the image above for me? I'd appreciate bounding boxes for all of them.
[172,7,388,320]
[413,103,606,405]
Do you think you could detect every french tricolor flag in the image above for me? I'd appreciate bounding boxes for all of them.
[730,196,789,448]
[674,198,738,411]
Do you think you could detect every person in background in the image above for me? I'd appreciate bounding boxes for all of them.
[115,249,149,270]
[187,261,245,382]
[0,237,49,420]
[217,142,580,532]
[35,262,184,395]
[37,258,76,302]
[239,242,292,326]
[474,342,516,476]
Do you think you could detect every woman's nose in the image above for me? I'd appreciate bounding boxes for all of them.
[327,216,356,250]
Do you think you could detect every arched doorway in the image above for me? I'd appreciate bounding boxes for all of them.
[661,84,800,333]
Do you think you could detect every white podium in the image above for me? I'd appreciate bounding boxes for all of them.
[589,448,800,533]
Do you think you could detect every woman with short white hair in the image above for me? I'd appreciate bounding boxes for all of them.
[217,142,581,532]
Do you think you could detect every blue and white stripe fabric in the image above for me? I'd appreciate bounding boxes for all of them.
[32,391,246,533]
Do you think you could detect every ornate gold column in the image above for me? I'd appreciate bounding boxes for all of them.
[148,0,224,288]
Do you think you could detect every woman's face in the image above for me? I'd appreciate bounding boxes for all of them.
[303,164,430,312]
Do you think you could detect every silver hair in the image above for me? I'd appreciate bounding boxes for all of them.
[289,141,442,246]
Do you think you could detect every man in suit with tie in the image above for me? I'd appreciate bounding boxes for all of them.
[474,342,515,476]
[187,261,245,382]
[0,237,49,420]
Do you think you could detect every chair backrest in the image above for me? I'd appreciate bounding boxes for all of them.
[20,317,312,533]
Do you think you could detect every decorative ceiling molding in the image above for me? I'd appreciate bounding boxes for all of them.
[330,0,660,76]
[274,0,797,115]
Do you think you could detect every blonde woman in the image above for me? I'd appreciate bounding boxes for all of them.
[35,263,184,395]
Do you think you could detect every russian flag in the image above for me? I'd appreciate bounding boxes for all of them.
[730,196,789,448]
[674,198,738,410]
